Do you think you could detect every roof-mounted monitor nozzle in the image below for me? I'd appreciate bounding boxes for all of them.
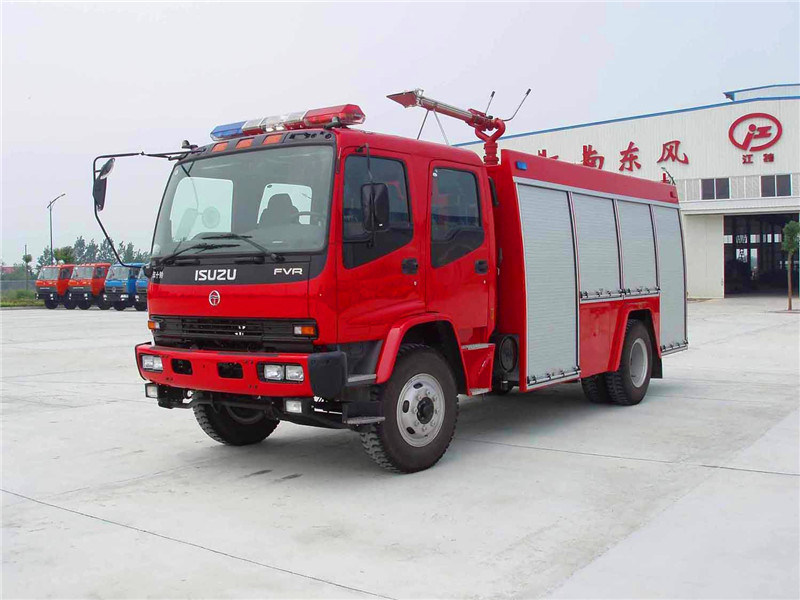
[388,88,530,165]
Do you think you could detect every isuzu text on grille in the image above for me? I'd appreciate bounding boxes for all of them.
[195,269,237,281]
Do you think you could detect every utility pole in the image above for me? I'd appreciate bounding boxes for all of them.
[46,193,66,264]
[24,244,28,291]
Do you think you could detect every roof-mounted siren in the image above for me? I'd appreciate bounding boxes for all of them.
[387,88,530,165]
[210,104,366,141]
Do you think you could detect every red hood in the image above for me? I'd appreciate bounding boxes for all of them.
[148,280,309,318]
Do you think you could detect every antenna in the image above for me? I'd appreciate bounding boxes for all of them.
[484,90,496,115]
[501,88,531,122]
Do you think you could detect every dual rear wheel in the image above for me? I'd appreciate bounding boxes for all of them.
[581,320,653,406]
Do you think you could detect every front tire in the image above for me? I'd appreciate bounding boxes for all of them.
[134,302,147,312]
[78,300,91,310]
[44,299,58,309]
[193,404,279,446]
[606,320,653,406]
[360,345,458,473]
[63,299,76,310]
[96,298,110,310]
[113,302,127,311]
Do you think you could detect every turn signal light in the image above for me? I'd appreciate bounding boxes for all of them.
[293,325,317,337]
[147,319,162,330]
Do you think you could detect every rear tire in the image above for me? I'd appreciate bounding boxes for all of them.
[113,302,127,311]
[78,300,91,310]
[360,345,458,473]
[581,374,611,403]
[606,320,653,406]
[44,299,58,309]
[193,404,279,446]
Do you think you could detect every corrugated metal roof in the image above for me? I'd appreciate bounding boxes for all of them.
[456,88,800,148]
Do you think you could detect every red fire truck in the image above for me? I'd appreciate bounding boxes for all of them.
[36,263,75,309]
[67,263,111,309]
[93,91,687,473]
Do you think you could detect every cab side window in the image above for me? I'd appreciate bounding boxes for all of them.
[343,155,412,269]
[431,168,484,267]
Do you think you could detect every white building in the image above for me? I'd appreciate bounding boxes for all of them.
[459,84,799,298]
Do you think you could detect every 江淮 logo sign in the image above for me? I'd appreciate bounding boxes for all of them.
[728,113,782,151]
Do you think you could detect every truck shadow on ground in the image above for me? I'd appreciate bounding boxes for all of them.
[187,381,653,478]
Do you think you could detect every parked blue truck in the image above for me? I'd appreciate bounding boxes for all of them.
[103,263,145,311]
[134,266,148,311]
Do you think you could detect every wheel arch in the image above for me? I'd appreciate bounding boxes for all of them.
[611,307,662,378]
[375,315,468,394]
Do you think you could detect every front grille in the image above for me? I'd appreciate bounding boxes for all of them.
[152,316,316,352]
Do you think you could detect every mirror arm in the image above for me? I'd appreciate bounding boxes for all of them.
[91,149,195,269]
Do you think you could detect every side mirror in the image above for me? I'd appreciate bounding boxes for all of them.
[93,158,115,211]
[361,183,390,232]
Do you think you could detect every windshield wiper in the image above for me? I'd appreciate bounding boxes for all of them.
[200,233,285,262]
[157,242,239,266]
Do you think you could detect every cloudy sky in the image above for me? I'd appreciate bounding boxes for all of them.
[2,1,798,263]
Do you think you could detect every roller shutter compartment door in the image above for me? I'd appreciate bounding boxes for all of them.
[517,184,578,385]
[653,206,687,350]
[617,200,657,294]
[572,194,621,299]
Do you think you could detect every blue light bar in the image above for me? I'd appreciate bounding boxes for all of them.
[210,121,246,141]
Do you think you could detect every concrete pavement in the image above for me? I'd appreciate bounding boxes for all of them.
[2,296,798,598]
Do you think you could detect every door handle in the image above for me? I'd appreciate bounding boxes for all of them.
[475,259,489,274]
[402,257,419,275]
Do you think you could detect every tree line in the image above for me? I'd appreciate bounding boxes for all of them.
[1,237,150,280]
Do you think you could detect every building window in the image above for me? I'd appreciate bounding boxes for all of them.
[761,174,792,197]
[701,178,729,199]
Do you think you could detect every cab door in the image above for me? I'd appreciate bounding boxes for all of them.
[336,149,425,342]
[426,162,492,344]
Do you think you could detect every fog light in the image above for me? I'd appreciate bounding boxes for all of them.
[285,365,304,382]
[263,364,284,381]
[144,383,158,399]
[141,355,163,372]
[284,399,303,414]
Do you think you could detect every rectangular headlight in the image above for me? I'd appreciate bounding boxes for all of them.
[263,364,284,381]
[141,355,163,372]
[285,365,304,382]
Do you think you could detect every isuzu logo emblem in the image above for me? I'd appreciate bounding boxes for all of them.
[208,290,221,306]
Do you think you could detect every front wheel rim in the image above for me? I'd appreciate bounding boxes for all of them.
[629,338,648,388]
[396,373,445,448]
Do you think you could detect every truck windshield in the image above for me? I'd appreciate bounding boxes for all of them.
[137,267,147,280]
[151,145,334,259]
[72,266,94,279]
[38,266,58,280]
[108,266,131,280]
